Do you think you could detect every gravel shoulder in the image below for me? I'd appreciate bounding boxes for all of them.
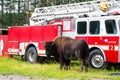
[0,74,42,80]
[0,74,61,80]
[0,74,111,80]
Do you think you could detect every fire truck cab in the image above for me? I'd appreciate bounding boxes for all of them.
[75,15,120,68]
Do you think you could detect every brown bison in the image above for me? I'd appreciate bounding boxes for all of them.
[44,36,89,72]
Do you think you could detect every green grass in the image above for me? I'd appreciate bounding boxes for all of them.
[0,57,120,80]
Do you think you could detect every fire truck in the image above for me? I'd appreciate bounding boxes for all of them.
[0,0,120,69]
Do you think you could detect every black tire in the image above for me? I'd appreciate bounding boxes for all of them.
[88,49,105,69]
[26,47,38,63]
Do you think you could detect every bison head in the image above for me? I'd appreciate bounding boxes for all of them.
[44,41,57,58]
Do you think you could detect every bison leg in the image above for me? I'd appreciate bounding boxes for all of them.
[59,57,65,70]
[84,60,88,72]
[85,65,88,72]
[60,62,64,70]
[64,60,71,70]
[80,60,88,72]
[80,60,84,72]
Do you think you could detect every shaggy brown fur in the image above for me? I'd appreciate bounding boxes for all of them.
[45,36,89,72]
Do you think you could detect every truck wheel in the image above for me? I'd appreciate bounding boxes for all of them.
[26,47,38,63]
[88,49,105,69]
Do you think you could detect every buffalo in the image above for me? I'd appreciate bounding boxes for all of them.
[44,36,89,72]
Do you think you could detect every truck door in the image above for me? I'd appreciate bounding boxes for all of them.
[101,19,119,63]
[87,20,101,47]
[87,19,108,69]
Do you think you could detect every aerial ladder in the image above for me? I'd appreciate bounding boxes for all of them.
[30,0,120,26]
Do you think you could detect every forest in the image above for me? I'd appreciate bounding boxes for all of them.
[0,0,92,28]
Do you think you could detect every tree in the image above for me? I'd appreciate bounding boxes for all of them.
[0,0,4,28]
[0,0,93,29]
[0,0,26,28]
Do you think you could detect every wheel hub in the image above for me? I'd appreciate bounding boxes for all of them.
[92,55,104,68]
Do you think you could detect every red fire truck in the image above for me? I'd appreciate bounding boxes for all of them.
[0,0,120,69]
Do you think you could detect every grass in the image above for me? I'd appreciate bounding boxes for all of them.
[0,57,120,80]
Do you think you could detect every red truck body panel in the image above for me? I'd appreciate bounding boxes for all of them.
[6,25,61,56]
